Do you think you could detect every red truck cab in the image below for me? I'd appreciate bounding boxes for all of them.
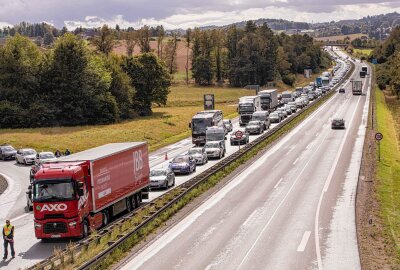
[32,143,149,239]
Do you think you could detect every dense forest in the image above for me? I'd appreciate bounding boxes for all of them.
[191,21,331,86]
[0,33,171,128]
[372,26,400,95]
[0,21,330,128]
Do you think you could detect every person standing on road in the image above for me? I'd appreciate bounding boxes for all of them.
[55,149,61,158]
[3,220,15,259]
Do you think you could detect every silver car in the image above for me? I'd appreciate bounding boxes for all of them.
[188,147,208,165]
[150,167,175,189]
[204,141,225,159]
[16,148,37,165]
[35,152,57,164]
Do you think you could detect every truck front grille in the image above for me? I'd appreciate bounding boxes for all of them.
[44,222,67,234]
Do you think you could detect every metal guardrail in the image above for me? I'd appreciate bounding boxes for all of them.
[29,58,355,270]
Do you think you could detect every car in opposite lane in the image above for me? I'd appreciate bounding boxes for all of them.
[331,118,345,129]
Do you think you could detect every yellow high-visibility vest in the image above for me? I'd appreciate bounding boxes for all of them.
[3,224,13,236]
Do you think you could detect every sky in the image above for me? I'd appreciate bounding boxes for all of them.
[1,0,400,30]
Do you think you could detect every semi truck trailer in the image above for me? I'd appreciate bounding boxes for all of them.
[32,143,150,239]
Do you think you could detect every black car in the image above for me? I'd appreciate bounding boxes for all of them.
[0,144,17,161]
[331,118,345,129]
[339,88,345,93]
[230,130,249,145]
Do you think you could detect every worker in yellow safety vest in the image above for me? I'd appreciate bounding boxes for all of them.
[2,220,15,259]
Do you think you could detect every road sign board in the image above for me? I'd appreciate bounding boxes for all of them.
[204,94,215,110]
[235,130,244,139]
[375,132,383,141]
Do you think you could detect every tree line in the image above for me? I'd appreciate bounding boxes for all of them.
[190,21,331,87]
[0,34,170,128]
[372,26,400,95]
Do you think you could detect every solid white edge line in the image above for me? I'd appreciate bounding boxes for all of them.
[273,178,284,189]
[293,157,299,165]
[297,231,312,252]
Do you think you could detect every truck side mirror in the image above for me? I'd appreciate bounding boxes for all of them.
[77,182,84,196]
[188,122,191,129]
[28,185,32,190]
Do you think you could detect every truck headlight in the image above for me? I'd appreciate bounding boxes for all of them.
[34,222,42,229]
[68,221,77,227]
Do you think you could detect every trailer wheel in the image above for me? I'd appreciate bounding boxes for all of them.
[82,220,89,239]
[102,211,109,226]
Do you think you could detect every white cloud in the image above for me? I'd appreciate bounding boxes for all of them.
[63,3,400,30]
[0,21,12,28]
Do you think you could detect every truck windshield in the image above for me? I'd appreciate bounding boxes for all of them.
[192,118,211,134]
[239,104,254,113]
[282,94,292,98]
[34,179,75,202]
[260,97,270,104]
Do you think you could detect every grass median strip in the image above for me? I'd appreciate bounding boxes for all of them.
[375,89,400,266]
[52,91,336,270]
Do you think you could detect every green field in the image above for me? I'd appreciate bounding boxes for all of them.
[0,86,245,153]
[375,89,400,265]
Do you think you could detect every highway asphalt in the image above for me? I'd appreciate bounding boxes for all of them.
[0,49,351,269]
[118,50,369,270]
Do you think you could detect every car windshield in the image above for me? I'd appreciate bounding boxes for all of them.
[150,170,166,176]
[40,153,55,159]
[188,149,202,155]
[270,113,278,118]
[205,143,219,148]
[24,150,36,155]
[223,120,230,124]
[172,157,188,163]
[2,146,14,151]
[248,121,259,125]
[34,179,75,202]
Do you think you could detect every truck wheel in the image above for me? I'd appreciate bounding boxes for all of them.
[82,220,89,239]
[127,197,134,211]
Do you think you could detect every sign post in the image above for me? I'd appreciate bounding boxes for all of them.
[375,132,383,161]
[204,94,215,110]
[235,130,244,150]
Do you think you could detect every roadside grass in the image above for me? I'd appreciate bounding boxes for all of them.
[166,85,251,107]
[353,48,373,60]
[375,89,400,265]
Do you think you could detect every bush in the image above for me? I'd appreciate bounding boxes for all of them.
[282,74,296,86]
